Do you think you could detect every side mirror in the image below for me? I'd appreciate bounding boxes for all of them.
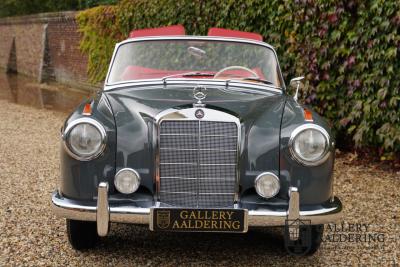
[290,76,305,101]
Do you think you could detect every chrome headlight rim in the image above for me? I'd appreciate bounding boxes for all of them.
[289,124,330,166]
[114,168,141,194]
[62,117,107,161]
[254,172,280,199]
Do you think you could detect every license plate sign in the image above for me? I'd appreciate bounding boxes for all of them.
[150,208,248,233]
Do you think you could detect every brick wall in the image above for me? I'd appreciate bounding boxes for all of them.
[0,12,95,90]
[0,25,16,72]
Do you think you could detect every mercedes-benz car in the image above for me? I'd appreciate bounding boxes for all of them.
[52,25,342,254]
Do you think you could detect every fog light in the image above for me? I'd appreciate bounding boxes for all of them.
[114,168,140,194]
[255,172,280,198]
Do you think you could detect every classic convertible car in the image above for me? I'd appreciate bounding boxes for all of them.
[52,25,342,254]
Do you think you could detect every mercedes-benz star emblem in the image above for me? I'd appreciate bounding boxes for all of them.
[193,85,207,103]
[195,109,205,119]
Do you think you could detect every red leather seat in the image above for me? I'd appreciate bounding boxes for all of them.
[120,66,265,81]
[208,27,263,41]
[129,25,186,38]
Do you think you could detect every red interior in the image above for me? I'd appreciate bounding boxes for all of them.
[125,26,265,81]
[207,28,263,41]
[129,25,262,42]
[120,66,264,81]
[129,25,186,38]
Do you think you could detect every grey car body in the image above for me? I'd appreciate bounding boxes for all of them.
[61,85,334,204]
[52,35,342,253]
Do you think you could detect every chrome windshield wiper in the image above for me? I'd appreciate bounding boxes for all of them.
[161,72,215,80]
[239,77,274,85]
[162,72,216,88]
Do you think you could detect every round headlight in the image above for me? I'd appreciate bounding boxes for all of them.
[63,118,106,161]
[114,168,141,194]
[255,172,280,198]
[289,124,330,166]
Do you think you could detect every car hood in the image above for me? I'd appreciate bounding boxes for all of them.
[105,85,284,120]
[105,85,286,193]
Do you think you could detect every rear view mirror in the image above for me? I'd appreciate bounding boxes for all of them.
[290,76,304,101]
[187,46,206,59]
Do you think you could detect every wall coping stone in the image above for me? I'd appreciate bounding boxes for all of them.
[0,11,77,25]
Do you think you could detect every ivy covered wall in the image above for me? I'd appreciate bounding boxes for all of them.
[76,0,400,157]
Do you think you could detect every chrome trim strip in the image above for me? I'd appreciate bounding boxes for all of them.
[155,107,238,122]
[160,148,237,152]
[52,191,343,228]
[196,119,200,207]
[104,79,283,94]
[159,162,197,165]
[117,36,276,49]
[161,177,235,180]
[288,124,331,166]
[200,163,237,166]
[62,117,107,161]
[159,162,239,166]
[97,182,109,236]
[161,177,198,180]
[160,133,238,138]
[104,36,286,91]
[159,191,235,195]
[159,191,196,195]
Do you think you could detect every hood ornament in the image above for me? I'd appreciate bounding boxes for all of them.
[193,85,207,107]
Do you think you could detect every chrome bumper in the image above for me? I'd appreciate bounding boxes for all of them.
[52,183,343,236]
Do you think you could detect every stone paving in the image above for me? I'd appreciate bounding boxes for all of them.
[0,99,399,266]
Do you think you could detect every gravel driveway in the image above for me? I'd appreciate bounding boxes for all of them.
[0,99,399,266]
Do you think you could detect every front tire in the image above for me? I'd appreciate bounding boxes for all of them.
[284,224,324,255]
[66,219,99,250]
[306,224,324,255]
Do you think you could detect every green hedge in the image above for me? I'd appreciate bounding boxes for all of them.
[0,0,118,18]
[77,0,400,157]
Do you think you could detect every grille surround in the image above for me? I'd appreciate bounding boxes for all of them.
[156,108,240,208]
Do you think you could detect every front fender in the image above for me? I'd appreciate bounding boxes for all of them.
[60,93,116,200]
[280,98,335,204]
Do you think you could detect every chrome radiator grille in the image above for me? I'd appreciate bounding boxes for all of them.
[159,120,238,207]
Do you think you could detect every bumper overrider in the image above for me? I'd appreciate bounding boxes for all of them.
[52,182,342,237]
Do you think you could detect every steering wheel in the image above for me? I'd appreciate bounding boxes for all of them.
[214,66,259,79]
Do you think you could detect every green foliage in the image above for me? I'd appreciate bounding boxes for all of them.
[76,5,123,83]
[77,0,400,156]
[0,0,118,18]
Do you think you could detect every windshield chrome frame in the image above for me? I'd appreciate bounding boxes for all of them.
[104,36,286,92]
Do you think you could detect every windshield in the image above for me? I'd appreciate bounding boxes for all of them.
[107,39,282,88]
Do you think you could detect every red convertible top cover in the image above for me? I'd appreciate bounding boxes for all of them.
[207,27,263,41]
[129,25,186,38]
[129,25,262,42]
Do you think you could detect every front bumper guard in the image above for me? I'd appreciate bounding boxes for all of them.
[52,182,343,237]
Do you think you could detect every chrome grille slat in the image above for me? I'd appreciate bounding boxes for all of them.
[161,148,237,152]
[160,179,197,193]
[159,119,238,208]
[199,150,237,164]
[160,149,197,163]
[160,133,237,137]
[162,177,235,180]
[160,191,235,195]
[200,135,237,149]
